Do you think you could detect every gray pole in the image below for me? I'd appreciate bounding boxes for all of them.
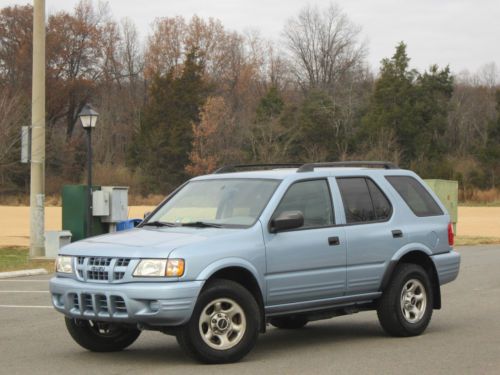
[87,128,93,238]
[30,0,46,257]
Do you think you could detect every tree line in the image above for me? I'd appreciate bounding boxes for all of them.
[0,1,498,198]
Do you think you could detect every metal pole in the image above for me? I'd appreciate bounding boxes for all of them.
[87,128,93,238]
[30,0,45,257]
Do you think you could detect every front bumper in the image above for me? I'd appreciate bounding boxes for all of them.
[431,250,461,285]
[49,277,204,326]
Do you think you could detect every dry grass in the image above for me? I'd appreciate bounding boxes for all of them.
[0,246,55,272]
[455,236,500,246]
[460,188,500,206]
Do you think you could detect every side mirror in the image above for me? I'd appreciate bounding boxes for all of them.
[269,210,304,233]
[143,211,151,219]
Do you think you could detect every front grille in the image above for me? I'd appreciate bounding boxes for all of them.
[83,294,93,311]
[113,296,127,314]
[116,258,130,267]
[88,257,112,267]
[69,293,128,317]
[74,257,132,282]
[87,270,109,281]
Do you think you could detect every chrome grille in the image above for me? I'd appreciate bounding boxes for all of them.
[74,257,132,282]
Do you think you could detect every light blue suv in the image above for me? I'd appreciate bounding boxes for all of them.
[50,162,460,363]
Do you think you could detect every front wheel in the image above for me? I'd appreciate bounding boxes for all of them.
[65,317,141,352]
[176,279,260,364]
[377,263,434,337]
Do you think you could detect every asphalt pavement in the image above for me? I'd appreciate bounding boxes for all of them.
[1,245,499,375]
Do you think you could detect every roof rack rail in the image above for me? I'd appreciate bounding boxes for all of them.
[213,163,303,174]
[297,161,398,172]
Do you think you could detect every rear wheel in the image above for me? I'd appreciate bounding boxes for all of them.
[65,317,141,352]
[377,263,433,337]
[270,315,308,329]
[176,279,260,364]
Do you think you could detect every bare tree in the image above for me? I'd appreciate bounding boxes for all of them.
[0,90,28,189]
[283,3,366,92]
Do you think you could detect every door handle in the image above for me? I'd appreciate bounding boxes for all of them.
[328,236,340,246]
[392,229,403,238]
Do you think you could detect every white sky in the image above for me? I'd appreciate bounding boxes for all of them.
[1,0,499,75]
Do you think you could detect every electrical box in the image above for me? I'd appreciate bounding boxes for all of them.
[92,190,110,216]
[62,185,109,242]
[424,179,458,233]
[45,230,72,259]
[101,186,129,223]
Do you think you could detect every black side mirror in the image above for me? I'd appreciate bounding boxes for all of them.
[269,210,304,233]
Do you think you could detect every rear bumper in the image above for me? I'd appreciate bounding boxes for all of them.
[49,277,203,326]
[431,250,460,285]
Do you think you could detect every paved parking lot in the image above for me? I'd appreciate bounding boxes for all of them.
[1,245,499,374]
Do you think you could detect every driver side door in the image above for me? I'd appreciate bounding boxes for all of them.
[263,179,346,308]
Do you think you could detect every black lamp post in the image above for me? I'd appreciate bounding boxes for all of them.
[78,104,99,238]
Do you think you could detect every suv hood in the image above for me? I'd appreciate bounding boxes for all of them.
[59,227,235,258]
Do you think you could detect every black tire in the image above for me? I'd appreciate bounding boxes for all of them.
[377,263,434,337]
[176,279,260,364]
[270,315,308,329]
[65,317,141,352]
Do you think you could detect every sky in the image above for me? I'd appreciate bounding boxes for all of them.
[1,0,499,75]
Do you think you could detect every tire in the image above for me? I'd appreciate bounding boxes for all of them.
[377,263,434,337]
[270,315,308,329]
[176,279,260,364]
[65,317,141,352]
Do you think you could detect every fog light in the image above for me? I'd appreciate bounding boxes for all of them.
[149,301,161,312]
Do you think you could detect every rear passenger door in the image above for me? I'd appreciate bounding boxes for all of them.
[336,177,406,295]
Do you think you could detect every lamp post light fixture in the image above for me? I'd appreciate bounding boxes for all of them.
[78,104,99,238]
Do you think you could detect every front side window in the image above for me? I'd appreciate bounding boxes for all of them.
[386,176,443,217]
[272,179,334,229]
[147,179,280,227]
[337,177,392,224]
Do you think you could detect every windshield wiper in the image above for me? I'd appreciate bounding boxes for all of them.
[181,221,223,228]
[142,221,177,227]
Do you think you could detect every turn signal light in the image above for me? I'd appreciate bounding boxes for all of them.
[166,259,185,277]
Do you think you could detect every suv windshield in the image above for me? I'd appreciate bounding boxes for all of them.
[146,179,281,228]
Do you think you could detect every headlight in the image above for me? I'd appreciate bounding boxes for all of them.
[55,256,73,274]
[133,259,185,277]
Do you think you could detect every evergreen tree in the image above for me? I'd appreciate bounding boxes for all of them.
[362,42,453,169]
[479,89,500,188]
[129,50,209,192]
[299,89,338,161]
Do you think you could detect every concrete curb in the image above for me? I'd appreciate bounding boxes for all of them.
[0,268,48,279]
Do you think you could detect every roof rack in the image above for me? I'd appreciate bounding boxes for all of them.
[213,161,399,174]
[213,163,303,174]
[297,161,398,172]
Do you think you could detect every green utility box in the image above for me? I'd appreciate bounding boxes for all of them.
[62,185,109,242]
[424,179,458,234]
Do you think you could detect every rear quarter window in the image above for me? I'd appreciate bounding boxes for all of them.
[386,176,443,217]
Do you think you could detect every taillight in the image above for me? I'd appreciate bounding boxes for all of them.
[448,223,454,246]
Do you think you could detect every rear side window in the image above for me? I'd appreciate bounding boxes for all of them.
[337,177,392,224]
[386,176,443,217]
